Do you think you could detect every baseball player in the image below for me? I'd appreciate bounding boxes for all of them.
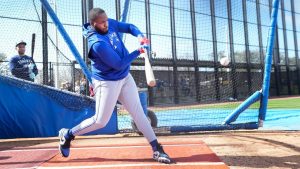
[58,8,172,164]
[9,41,38,82]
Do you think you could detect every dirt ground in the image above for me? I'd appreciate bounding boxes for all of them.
[196,131,300,169]
[0,130,299,169]
[124,131,300,169]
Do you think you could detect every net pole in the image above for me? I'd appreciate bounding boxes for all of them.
[39,0,92,84]
[258,0,280,126]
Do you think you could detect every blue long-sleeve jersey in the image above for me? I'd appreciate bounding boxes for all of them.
[9,55,38,81]
[83,19,142,81]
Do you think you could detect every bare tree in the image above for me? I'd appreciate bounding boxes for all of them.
[0,53,6,61]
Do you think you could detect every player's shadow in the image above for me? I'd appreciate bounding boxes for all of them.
[0,139,57,151]
[48,157,154,163]
[0,156,11,160]
[48,154,219,164]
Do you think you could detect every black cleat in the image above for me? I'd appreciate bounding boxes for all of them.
[58,128,74,157]
[153,144,172,164]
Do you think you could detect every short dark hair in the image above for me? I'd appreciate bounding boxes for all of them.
[89,8,106,23]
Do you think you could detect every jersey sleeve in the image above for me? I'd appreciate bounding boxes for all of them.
[111,19,144,37]
[31,58,38,75]
[92,41,140,70]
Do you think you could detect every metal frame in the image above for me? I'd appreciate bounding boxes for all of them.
[291,0,300,94]
[227,0,238,100]
[256,0,264,67]
[242,0,253,94]
[190,0,201,102]
[268,0,281,96]
[115,0,121,21]
[81,0,87,63]
[280,0,292,94]
[169,0,179,104]
[41,5,48,85]
[81,0,93,95]
[210,0,220,101]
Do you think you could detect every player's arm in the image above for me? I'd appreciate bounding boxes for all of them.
[114,20,149,48]
[114,20,156,87]
[31,59,38,75]
[116,21,143,37]
[92,41,141,70]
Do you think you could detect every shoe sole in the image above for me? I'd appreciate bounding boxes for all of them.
[153,156,172,164]
[158,158,171,164]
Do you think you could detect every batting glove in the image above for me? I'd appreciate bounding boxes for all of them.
[139,37,149,45]
[138,35,149,45]
[139,44,149,54]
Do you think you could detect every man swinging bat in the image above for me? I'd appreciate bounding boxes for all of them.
[58,8,172,164]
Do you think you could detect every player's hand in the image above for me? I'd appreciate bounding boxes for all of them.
[29,72,35,79]
[139,44,149,54]
[89,85,95,97]
[138,35,149,46]
[28,63,35,71]
[139,37,149,45]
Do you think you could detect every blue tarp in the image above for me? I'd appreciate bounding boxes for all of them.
[0,75,118,139]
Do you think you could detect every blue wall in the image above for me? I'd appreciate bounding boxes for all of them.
[0,76,118,139]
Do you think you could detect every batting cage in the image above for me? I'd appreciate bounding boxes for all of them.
[0,0,282,138]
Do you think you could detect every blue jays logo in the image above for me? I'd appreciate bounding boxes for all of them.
[18,59,31,65]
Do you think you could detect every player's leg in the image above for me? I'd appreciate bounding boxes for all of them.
[59,79,122,157]
[118,74,172,164]
[71,79,122,135]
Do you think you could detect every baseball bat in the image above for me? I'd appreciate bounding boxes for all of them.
[31,33,36,58]
[142,49,156,87]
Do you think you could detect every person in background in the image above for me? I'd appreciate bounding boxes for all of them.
[9,41,38,82]
[74,80,81,94]
[80,77,87,95]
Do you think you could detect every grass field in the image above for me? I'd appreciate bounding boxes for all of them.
[254,97,300,109]
[199,97,300,109]
[145,97,300,113]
